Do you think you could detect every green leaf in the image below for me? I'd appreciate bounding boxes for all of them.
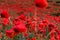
[28,33,34,39]
[45,27,50,40]
[13,34,20,40]
[13,33,26,40]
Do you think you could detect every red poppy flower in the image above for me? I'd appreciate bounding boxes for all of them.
[13,20,21,25]
[50,36,56,40]
[0,10,9,18]
[12,27,20,34]
[42,20,49,26]
[27,38,30,40]
[13,24,27,33]
[56,35,60,40]
[3,18,9,26]
[39,23,46,29]
[6,30,15,38]
[23,33,28,37]
[31,37,36,40]
[35,0,48,8]
[50,30,55,37]
[18,14,26,20]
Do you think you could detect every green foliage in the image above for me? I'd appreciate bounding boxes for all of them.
[46,26,50,40]
[13,33,26,40]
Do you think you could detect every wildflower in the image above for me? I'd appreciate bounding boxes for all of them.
[3,18,9,26]
[0,10,9,18]
[31,37,36,40]
[12,24,27,33]
[56,34,60,40]
[27,38,30,40]
[48,23,56,31]
[42,20,49,26]
[13,20,21,25]
[50,30,55,37]
[48,23,55,27]
[12,26,20,34]
[18,14,26,20]
[35,0,48,8]
[39,23,46,29]
[50,36,56,40]
[6,29,15,38]
[23,33,28,37]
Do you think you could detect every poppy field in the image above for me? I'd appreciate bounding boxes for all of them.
[0,0,60,40]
